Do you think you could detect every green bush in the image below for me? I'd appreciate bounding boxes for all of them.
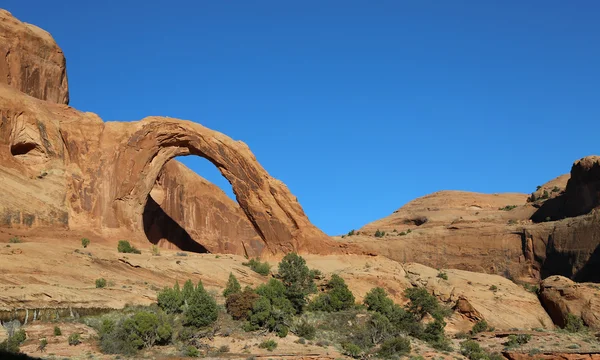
[565,313,586,333]
[54,326,62,336]
[378,336,411,358]
[0,329,27,353]
[471,320,489,334]
[245,279,294,335]
[242,258,271,276]
[223,272,242,298]
[499,205,518,211]
[294,320,316,340]
[308,274,355,312]
[157,281,183,314]
[96,278,107,288]
[97,310,172,355]
[38,338,48,352]
[117,240,141,254]
[184,281,218,328]
[68,333,81,346]
[278,253,316,313]
[374,229,385,238]
[185,345,200,357]
[504,334,532,347]
[341,342,362,358]
[8,236,21,244]
[461,340,487,360]
[81,238,90,248]
[259,339,277,351]
[347,229,356,236]
[404,287,446,320]
[437,271,448,280]
[489,285,497,291]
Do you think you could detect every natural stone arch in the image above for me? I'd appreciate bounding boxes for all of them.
[106,117,331,256]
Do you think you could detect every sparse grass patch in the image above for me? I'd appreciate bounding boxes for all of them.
[151,245,160,256]
[68,333,81,346]
[81,238,90,248]
[8,236,21,243]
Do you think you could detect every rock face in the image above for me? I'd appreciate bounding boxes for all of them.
[0,10,68,104]
[348,160,600,282]
[0,10,335,256]
[540,276,600,330]
[145,160,263,256]
[402,263,554,331]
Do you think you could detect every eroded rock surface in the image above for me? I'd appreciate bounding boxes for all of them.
[540,275,600,330]
[0,10,68,104]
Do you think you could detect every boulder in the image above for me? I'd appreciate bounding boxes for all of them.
[540,275,600,330]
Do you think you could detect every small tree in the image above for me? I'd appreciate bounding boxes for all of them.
[226,288,259,320]
[81,238,90,248]
[182,279,195,303]
[378,336,411,358]
[309,274,355,312]
[157,281,183,313]
[223,273,242,298]
[471,320,489,334]
[278,253,316,313]
[184,280,218,328]
[122,311,172,349]
[565,313,585,333]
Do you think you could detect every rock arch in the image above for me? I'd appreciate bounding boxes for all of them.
[101,117,331,256]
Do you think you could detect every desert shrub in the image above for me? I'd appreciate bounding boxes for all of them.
[499,205,517,211]
[378,336,411,358]
[8,236,21,243]
[552,186,561,193]
[455,331,470,339]
[226,288,259,320]
[404,287,447,320]
[151,245,160,256]
[184,281,218,328]
[309,274,355,312]
[245,279,294,336]
[68,333,81,346]
[259,339,277,351]
[437,271,448,280]
[460,340,492,360]
[223,273,242,298]
[54,326,62,336]
[342,342,362,358]
[38,338,48,352]
[0,329,27,353]
[218,345,230,353]
[374,229,385,237]
[471,320,489,334]
[294,319,316,340]
[242,258,271,276]
[81,238,90,248]
[347,229,356,236]
[97,311,172,355]
[565,313,586,333]
[504,334,531,347]
[176,252,188,256]
[117,240,141,254]
[489,285,497,291]
[96,278,107,288]
[157,281,183,314]
[185,345,200,357]
[278,253,317,313]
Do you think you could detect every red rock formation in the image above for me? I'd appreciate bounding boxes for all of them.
[540,275,600,330]
[0,10,68,104]
[0,10,336,256]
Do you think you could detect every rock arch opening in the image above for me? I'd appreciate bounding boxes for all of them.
[141,155,262,255]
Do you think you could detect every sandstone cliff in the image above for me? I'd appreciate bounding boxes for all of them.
[0,10,69,104]
[0,10,335,257]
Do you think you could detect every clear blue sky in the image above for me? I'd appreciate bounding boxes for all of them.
[4,1,599,235]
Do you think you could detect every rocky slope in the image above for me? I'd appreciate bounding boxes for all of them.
[344,156,600,283]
